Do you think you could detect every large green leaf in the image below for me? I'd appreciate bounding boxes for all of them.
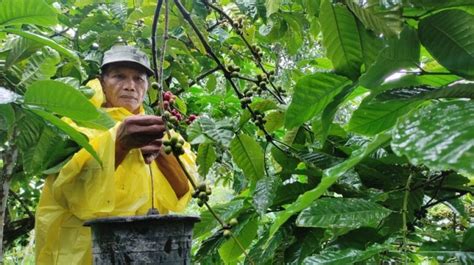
[19,47,60,86]
[30,109,102,165]
[320,0,363,79]
[392,100,474,176]
[0,0,57,26]
[253,174,282,215]
[0,103,15,133]
[269,131,391,238]
[281,13,306,55]
[419,9,474,79]
[296,198,391,229]
[74,109,115,130]
[24,80,100,121]
[197,143,217,177]
[376,83,474,101]
[198,117,235,147]
[348,99,420,136]
[407,0,474,8]
[230,134,264,186]
[357,21,384,70]
[285,73,351,129]
[303,244,388,265]
[1,29,80,63]
[5,36,44,69]
[360,27,420,89]
[218,216,259,263]
[345,0,402,37]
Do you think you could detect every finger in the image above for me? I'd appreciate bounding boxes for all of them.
[140,140,163,152]
[128,124,166,138]
[124,115,164,126]
[143,152,160,164]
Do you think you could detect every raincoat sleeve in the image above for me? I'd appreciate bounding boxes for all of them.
[152,132,197,213]
[51,123,121,220]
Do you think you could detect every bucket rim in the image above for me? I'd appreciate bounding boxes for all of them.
[84,214,200,226]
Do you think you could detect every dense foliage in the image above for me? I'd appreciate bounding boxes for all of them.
[0,0,473,264]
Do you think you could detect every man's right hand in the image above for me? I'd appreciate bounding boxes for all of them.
[115,115,166,168]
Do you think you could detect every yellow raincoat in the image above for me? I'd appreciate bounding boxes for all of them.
[35,80,196,265]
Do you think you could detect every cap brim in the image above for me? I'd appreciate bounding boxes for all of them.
[102,59,154,77]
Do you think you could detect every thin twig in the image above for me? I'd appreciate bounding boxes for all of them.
[8,189,34,219]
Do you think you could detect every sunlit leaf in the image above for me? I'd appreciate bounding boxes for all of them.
[296,198,391,229]
[345,0,402,37]
[197,143,217,177]
[392,100,474,176]
[419,9,474,79]
[24,80,100,121]
[0,0,57,26]
[285,73,351,129]
[30,109,102,165]
[348,99,420,136]
[269,131,391,238]
[230,134,264,187]
[320,0,362,79]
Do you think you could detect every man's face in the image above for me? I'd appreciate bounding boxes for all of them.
[100,64,149,114]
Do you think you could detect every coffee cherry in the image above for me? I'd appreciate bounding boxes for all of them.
[170,135,178,145]
[229,218,238,226]
[151,82,159,90]
[223,229,232,237]
[163,111,171,119]
[164,146,172,154]
[197,200,204,207]
[198,183,207,191]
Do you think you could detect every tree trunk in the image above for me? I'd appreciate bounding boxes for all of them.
[0,147,18,264]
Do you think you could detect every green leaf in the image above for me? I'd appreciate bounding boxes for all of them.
[312,84,356,147]
[265,0,281,17]
[360,27,420,89]
[303,244,388,265]
[296,198,391,229]
[0,87,21,104]
[392,100,474,176]
[194,198,247,238]
[199,117,235,147]
[463,227,474,251]
[5,36,44,69]
[24,80,100,122]
[74,109,115,130]
[281,13,305,55]
[230,134,264,187]
[348,99,420,136]
[253,175,282,215]
[376,83,474,101]
[30,109,102,166]
[419,9,474,79]
[357,21,384,70]
[19,47,60,86]
[219,216,259,262]
[285,73,352,129]
[345,0,402,37]
[263,110,284,133]
[0,0,57,26]
[320,0,363,79]
[197,143,217,177]
[1,29,80,63]
[269,131,391,238]
[0,103,15,132]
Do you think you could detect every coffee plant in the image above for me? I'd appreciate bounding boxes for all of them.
[0,0,473,264]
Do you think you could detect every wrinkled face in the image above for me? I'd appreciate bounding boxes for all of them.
[100,64,149,114]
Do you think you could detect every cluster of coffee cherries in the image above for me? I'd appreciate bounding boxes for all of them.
[222,218,239,237]
[252,110,266,127]
[154,88,197,126]
[192,182,212,207]
[162,135,185,156]
[251,44,264,61]
[232,17,245,35]
[228,64,241,78]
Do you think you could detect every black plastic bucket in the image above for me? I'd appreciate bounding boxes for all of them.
[84,215,200,265]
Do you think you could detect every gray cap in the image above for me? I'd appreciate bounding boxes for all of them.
[101,45,154,76]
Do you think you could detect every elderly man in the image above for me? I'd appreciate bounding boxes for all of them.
[35,46,194,265]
